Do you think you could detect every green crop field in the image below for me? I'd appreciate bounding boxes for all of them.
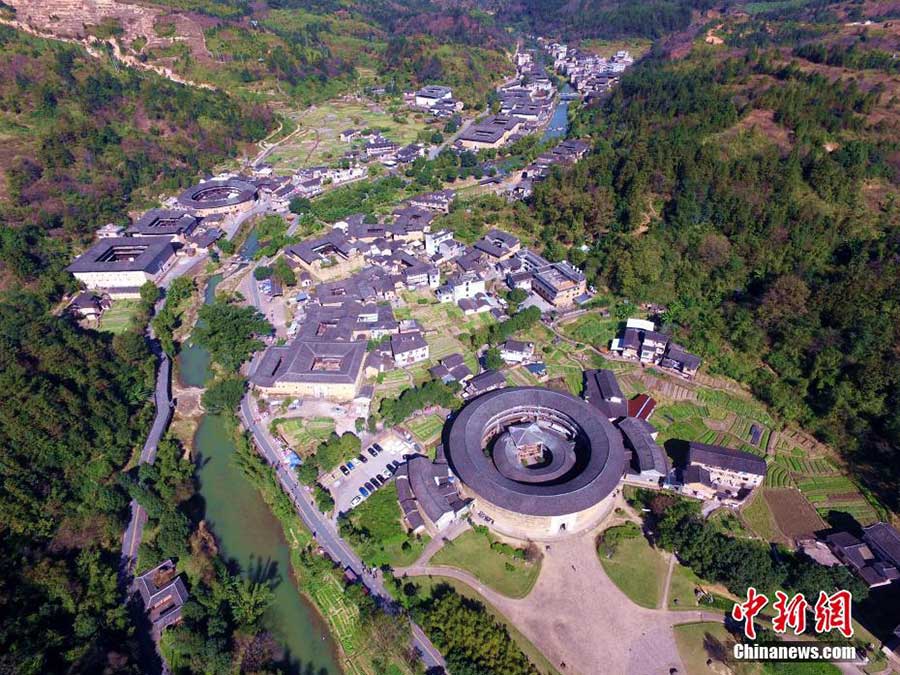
[275,417,335,455]
[408,415,445,445]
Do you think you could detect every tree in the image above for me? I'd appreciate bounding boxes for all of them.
[484,347,503,370]
[193,301,272,371]
[228,578,274,628]
[202,377,246,413]
[139,280,160,306]
[289,196,311,214]
[253,265,272,281]
[271,257,296,287]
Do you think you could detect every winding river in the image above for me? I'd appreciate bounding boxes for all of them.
[179,273,341,675]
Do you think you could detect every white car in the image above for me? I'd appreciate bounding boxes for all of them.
[350,496,362,507]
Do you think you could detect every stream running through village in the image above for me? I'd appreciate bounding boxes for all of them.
[178,269,341,674]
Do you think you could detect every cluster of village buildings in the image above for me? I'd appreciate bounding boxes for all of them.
[541,39,634,99]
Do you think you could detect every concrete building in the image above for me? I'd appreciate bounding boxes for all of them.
[531,262,586,308]
[66,237,176,291]
[415,85,453,108]
[436,271,486,303]
[250,339,366,401]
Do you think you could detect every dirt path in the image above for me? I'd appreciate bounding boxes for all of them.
[660,553,676,609]
[400,520,693,675]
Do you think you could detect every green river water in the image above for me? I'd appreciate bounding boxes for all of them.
[178,273,341,675]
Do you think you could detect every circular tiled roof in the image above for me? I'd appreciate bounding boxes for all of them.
[445,387,625,517]
[177,178,258,210]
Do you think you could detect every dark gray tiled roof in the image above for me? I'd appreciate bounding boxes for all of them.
[445,387,626,517]
[66,237,175,274]
[582,369,627,419]
[617,417,668,476]
[177,178,257,209]
[688,442,767,477]
[129,209,199,236]
[251,339,366,387]
[864,522,900,567]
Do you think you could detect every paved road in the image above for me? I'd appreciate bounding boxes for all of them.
[238,394,446,671]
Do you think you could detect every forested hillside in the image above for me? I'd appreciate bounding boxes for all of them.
[0,26,272,288]
[527,7,900,510]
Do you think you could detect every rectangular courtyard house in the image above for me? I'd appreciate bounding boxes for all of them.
[531,262,586,308]
[582,369,627,420]
[617,417,669,485]
[285,230,364,281]
[457,115,521,150]
[135,559,189,637]
[250,339,366,401]
[500,339,534,364]
[66,237,176,292]
[127,209,199,243]
[686,442,767,495]
[391,331,429,367]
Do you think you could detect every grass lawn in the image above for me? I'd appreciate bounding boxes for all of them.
[411,575,561,675]
[99,300,142,334]
[341,483,428,568]
[667,563,735,612]
[597,524,668,609]
[407,414,445,445]
[673,621,739,675]
[431,529,541,598]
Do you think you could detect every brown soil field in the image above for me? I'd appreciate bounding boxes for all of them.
[764,488,826,542]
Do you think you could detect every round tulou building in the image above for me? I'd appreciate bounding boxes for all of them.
[177,178,258,216]
[444,386,626,537]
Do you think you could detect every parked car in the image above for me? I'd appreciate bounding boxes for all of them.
[347,460,355,470]
[372,443,384,454]
[380,470,392,481]
[370,475,383,487]
[389,461,401,472]
[357,454,368,464]
[366,447,378,458]
[350,495,362,507]
[340,465,350,476]
[364,481,375,492]
[358,487,369,498]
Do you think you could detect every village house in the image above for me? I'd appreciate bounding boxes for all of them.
[618,417,669,485]
[474,229,521,261]
[685,442,767,495]
[390,331,430,367]
[826,525,900,588]
[463,369,506,399]
[499,339,534,364]
[436,271,486,303]
[429,353,473,384]
[582,369,628,420]
[408,189,456,213]
[415,85,453,108]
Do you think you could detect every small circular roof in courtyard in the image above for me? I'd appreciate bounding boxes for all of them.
[177,178,258,210]
[445,387,625,517]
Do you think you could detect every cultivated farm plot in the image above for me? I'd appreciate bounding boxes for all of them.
[796,475,880,525]
[560,312,620,349]
[267,99,430,170]
[276,417,335,455]
[407,414,445,445]
[313,574,361,656]
[763,488,825,541]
